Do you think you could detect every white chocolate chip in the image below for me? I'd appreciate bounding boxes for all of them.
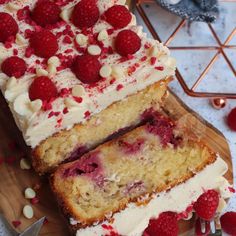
[76,34,88,47]
[20,158,31,170]
[36,68,48,77]
[48,56,60,67]
[88,45,101,56]
[97,29,108,42]
[149,45,159,57]
[23,205,34,219]
[117,0,126,5]
[6,77,17,90]
[24,188,36,199]
[47,64,57,76]
[72,85,85,97]
[13,93,32,117]
[16,33,27,46]
[112,65,124,78]
[100,65,112,78]
[29,99,42,113]
[64,98,80,108]
[60,7,73,22]
[7,2,21,11]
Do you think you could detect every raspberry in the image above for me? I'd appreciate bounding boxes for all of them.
[105,5,132,29]
[72,55,101,84]
[220,211,236,235]
[1,56,26,78]
[195,218,210,236]
[31,0,61,27]
[29,76,58,101]
[193,190,219,220]
[71,0,99,29]
[0,13,18,43]
[143,212,178,236]
[227,107,236,131]
[30,30,58,58]
[115,30,141,56]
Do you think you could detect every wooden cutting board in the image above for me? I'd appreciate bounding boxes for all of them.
[0,90,233,236]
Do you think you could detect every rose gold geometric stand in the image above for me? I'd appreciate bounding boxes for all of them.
[134,0,236,99]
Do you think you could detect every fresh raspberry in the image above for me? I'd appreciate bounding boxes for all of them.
[71,0,99,29]
[220,211,236,235]
[29,76,58,101]
[30,30,58,58]
[143,212,178,236]
[1,56,26,78]
[105,5,132,29]
[227,107,236,131]
[0,13,18,43]
[115,30,141,56]
[195,218,210,236]
[31,0,61,27]
[72,55,101,84]
[193,190,219,220]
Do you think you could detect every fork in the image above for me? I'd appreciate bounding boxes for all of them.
[200,218,222,236]
[0,213,45,236]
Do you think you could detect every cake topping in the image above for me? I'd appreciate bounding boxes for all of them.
[76,33,88,47]
[29,30,58,58]
[71,0,99,29]
[220,211,236,235]
[104,5,132,29]
[143,212,178,236]
[31,0,61,27]
[29,76,58,101]
[115,30,141,56]
[1,56,26,78]
[0,12,18,43]
[24,187,36,199]
[23,205,34,219]
[100,64,112,78]
[193,189,219,220]
[72,54,101,84]
[87,45,101,56]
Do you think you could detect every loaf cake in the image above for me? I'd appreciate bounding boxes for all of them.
[0,0,176,174]
[51,112,232,236]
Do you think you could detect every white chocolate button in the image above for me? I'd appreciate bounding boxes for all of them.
[76,34,88,47]
[16,33,27,46]
[13,93,32,117]
[60,7,73,22]
[88,45,101,56]
[100,65,112,78]
[36,68,48,77]
[112,65,124,78]
[48,56,60,67]
[20,158,31,170]
[23,205,34,219]
[97,29,108,42]
[24,188,36,199]
[29,99,42,113]
[149,45,159,57]
[64,98,80,108]
[47,64,57,76]
[6,77,17,90]
[72,85,85,97]
[7,2,21,11]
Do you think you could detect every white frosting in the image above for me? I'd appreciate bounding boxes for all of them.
[0,0,176,147]
[75,157,232,236]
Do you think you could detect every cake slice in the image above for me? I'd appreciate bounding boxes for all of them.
[0,0,176,174]
[51,113,232,236]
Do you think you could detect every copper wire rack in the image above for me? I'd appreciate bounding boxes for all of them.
[133,0,236,99]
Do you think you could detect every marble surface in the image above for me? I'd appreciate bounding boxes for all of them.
[135,0,236,219]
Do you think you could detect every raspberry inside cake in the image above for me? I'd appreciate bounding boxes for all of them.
[51,113,232,235]
[0,0,176,174]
